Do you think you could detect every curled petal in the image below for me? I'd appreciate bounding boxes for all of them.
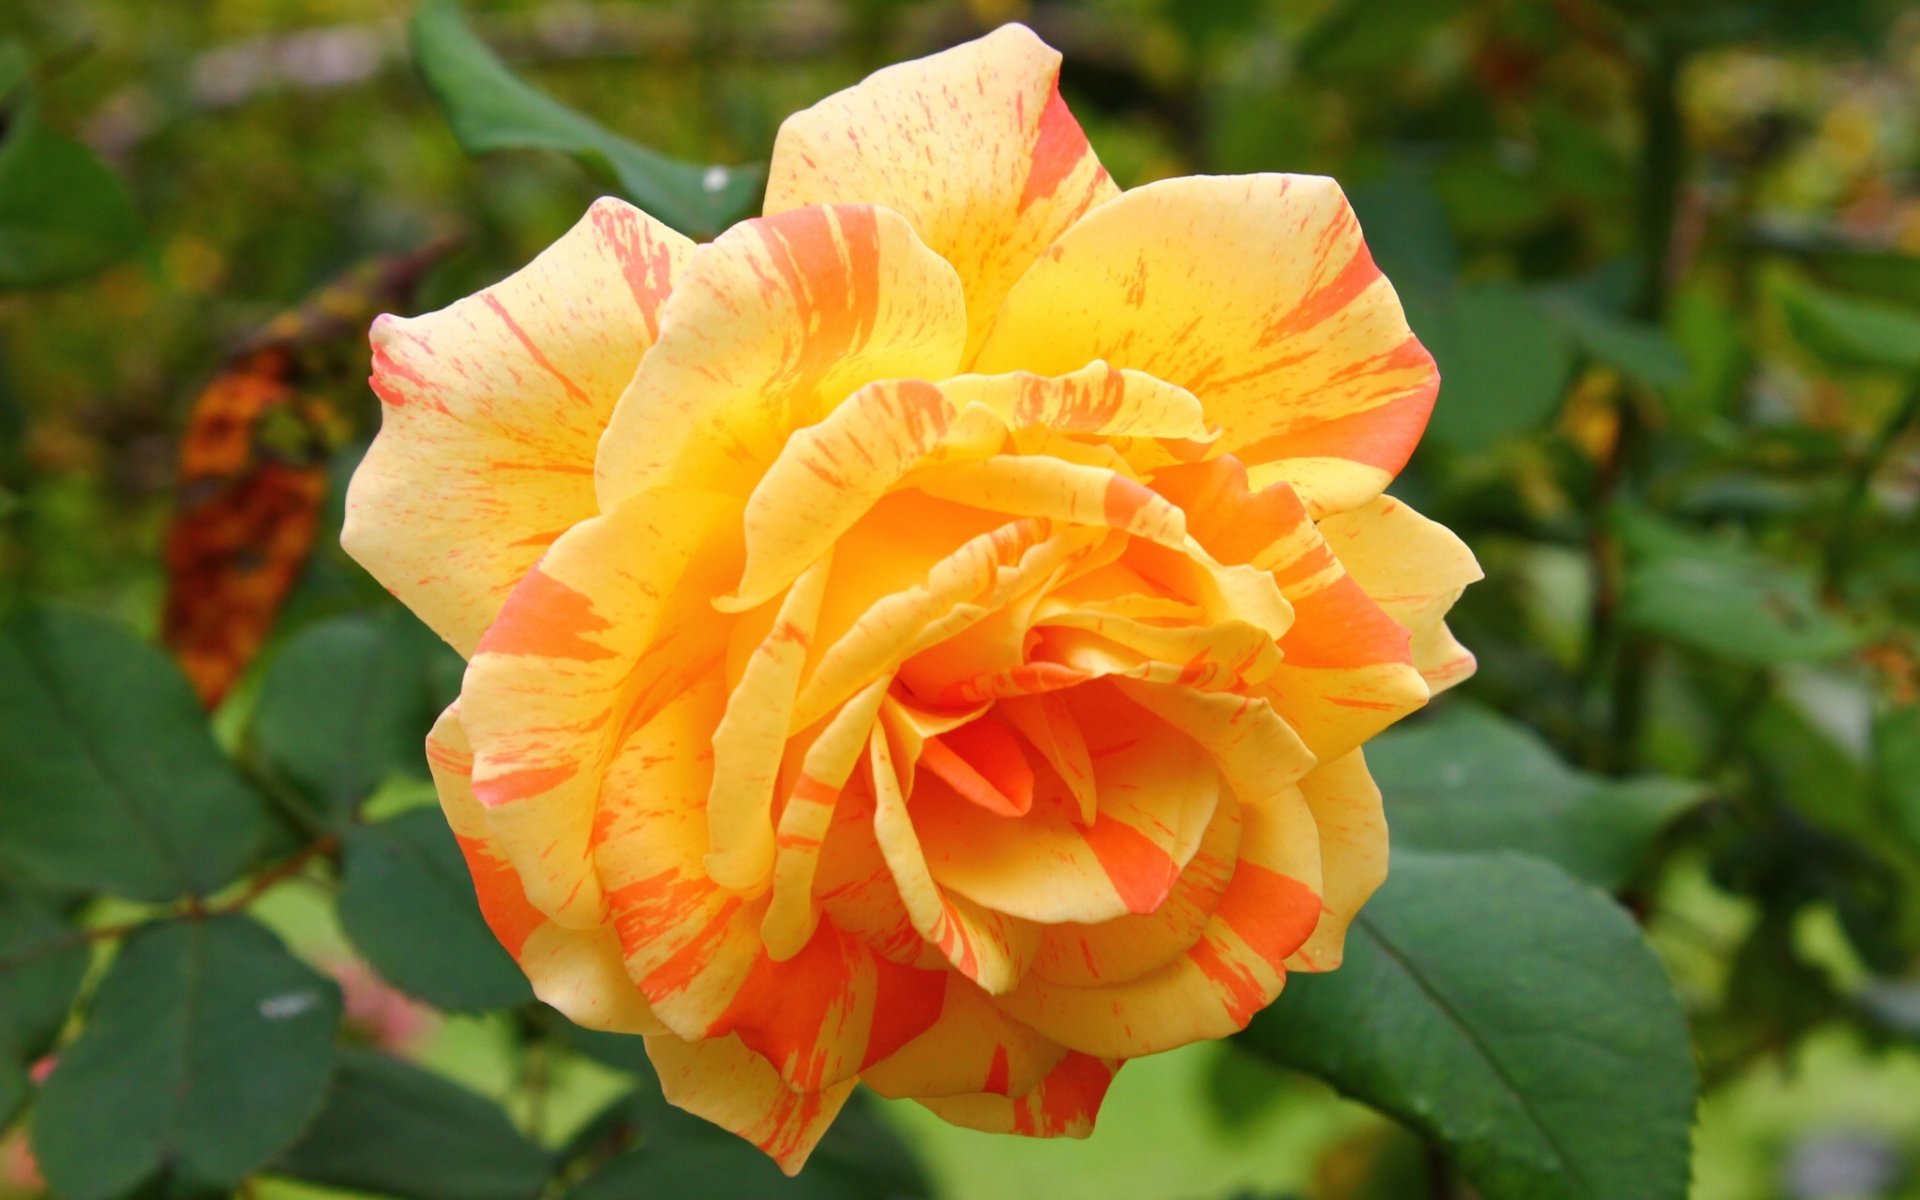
[974,174,1436,516]
[1316,495,1483,694]
[596,204,967,510]
[765,23,1115,355]
[345,198,690,655]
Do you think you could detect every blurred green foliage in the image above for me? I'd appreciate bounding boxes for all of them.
[2,0,1920,1198]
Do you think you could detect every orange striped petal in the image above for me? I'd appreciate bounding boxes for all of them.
[765,24,1115,357]
[862,974,1068,1100]
[912,685,1221,925]
[871,726,1040,994]
[426,704,663,1035]
[1316,494,1483,694]
[459,490,742,927]
[730,362,1206,609]
[706,554,835,894]
[704,921,947,1093]
[595,204,966,511]
[344,198,689,655]
[761,679,891,961]
[1287,750,1386,973]
[996,778,1323,1058]
[1028,786,1242,988]
[917,1052,1122,1139]
[645,1032,853,1176]
[973,174,1436,517]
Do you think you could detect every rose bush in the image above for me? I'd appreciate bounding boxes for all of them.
[343,23,1479,1172]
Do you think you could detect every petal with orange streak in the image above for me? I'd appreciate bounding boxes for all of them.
[1027,786,1242,988]
[917,1052,1122,1139]
[1316,494,1482,693]
[729,362,1206,610]
[595,204,966,511]
[706,554,835,893]
[764,24,1115,357]
[973,174,1437,517]
[762,679,891,961]
[995,778,1323,1059]
[426,704,663,1035]
[1287,750,1386,973]
[862,974,1068,1100]
[459,489,742,927]
[344,198,690,655]
[912,687,1221,925]
[870,726,1039,994]
[644,1032,853,1176]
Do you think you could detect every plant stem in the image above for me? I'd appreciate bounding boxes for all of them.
[1824,376,1920,595]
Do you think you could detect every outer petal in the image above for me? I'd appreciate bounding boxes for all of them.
[644,1032,853,1176]
[595,205,967,510]
[973,175,1437,517]
[458,490,743,926]
[917,1052,1122,1139]
[1286,750,1386,972]
[764,24,1116,356]
[426,705,663,1035]
[344,198,691,654]
[1316,495,1483,693]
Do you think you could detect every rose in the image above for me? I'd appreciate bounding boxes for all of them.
[344,24,1479,1172]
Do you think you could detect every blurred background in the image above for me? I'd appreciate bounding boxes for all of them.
[3,0,1920,1198]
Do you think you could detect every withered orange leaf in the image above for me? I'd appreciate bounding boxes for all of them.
[162,241,456,708]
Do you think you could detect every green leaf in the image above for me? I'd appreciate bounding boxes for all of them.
[1542,298,1692,392]
[0,1061,23,1132]
[1876,704,1920,855]
[0,95,141,289]
[274,1049,552,1200]
[1805,246,1920,310]
[411,0,762,238]
[567,1090,927,1200]
[1616,508,1861,665]
[1409,283,1575,452]
[336,809,532,1012]
[0,886,89,1067]
[250,611,457,821]
[1776,274,1920,373]
[1370,705,1704,889]
[1239,851,1697,1200]
[0,606,272,901]
[32,915,341,1200]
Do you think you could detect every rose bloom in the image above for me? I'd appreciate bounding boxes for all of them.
[344,25,1478,1172]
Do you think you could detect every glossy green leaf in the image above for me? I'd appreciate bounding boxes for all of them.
[411,0,762,238]
[275,1049,551,1200]
[567,1089,927,1200]
[336,809,532,1012]
[1240,851,1697,1200]
[1409,283,1575,452]
[1777,275,1920,373]
[0,95,141,289]
[32,915,341,1200]
[1371,705,1704,889]
[0,887,88,1069]
[1617,508,1861,665]
[0,606,272,901]
[250,611,456,820]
